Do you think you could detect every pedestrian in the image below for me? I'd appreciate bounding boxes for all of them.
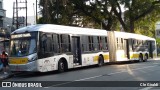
[1,51,9,74]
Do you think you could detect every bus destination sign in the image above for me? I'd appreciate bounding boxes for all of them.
[11,33,31,39]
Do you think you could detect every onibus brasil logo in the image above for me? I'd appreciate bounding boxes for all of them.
[2,82,42,87]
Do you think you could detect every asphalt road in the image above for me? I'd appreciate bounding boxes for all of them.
[1,59,160,90]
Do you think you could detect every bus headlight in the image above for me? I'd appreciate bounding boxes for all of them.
[28,57,37,62]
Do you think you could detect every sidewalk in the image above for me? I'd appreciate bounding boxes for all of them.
[0,70,14,80]
[0,64,14,80]
[0,72,11,80]
[153,57,160,60]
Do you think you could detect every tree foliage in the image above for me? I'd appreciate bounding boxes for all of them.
[134,9,160,37]
[39,0,75,25]
[109,0,160,33]
[38,0,160,36]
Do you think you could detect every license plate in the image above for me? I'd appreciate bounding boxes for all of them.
[9,58,28,64]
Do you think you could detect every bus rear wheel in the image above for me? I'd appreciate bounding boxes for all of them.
[143,54,148,62]
[98,55,104,66]
[139,54,143,62]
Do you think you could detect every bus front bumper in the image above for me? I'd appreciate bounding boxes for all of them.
[9,61,37,72]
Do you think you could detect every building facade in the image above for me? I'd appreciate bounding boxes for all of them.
[0,0,6,28]
[0,0,9,54]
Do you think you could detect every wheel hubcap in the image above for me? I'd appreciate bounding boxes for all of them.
[139,56,142,61]
[60,62,64,70]
[145,56,147,60]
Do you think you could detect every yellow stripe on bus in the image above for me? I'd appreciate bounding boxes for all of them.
[93,56,99,62]
[9,58,28,64]
[130,54,139,59]
[104,55,109,60]
[93,54,109,62]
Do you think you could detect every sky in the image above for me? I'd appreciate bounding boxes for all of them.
[3,0,39,18]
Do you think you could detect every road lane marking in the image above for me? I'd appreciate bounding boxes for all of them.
[139,87,153,90]
[75,75,103,81]
[108,65,157,75]
[46,65,159,87]
[152,63,160,65]
[75,65,158,81]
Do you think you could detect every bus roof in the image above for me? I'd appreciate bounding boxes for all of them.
[114,31,155,41]
[12,24,155,41]
[11,24,108,36]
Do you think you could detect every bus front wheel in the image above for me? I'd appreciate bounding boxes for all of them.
[58,60,66,73]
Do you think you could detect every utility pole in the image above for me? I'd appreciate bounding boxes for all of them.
[36,0,38,24]
[25,0,27,26]
[16,0,18,29]
[13,0,28,29]
[12,2,15,30]
[33,3,35,24]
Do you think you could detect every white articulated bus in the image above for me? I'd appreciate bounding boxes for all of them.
[9,24,157,72]
[109,31,157,62]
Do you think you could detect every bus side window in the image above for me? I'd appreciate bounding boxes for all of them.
[98,36,102,50]
[81,36,89,52]
[60,35,63,53]
[57,34,60,53]
[59,34,71,53]
[40,33,52,54]
[93,36,99,51]
[46,34,52,53]
[88,36,94,51]
[41,34,47,54]
[52,34,58,53]
[105,37,108,50]
[132,39,135,51]
[101,36,107,50]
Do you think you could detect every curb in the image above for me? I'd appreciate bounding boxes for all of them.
[153,58,160,60]
[0,73,14,81]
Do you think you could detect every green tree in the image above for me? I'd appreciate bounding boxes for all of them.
[38,0,160,34]
[156,38,160,48]
[70,0,122,30]
[38,0,119,30]
[38,0,75,25]
[134,9,160,37]
[111,0,160,33]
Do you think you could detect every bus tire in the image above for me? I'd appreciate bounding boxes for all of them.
[143,54,148,62]
[58,59,67,73]
[98,55,104,66]
[139,54,143,62]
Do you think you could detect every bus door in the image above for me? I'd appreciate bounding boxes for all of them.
[72,36,82,65]
[124,39,130,59]
[149,41,153,58]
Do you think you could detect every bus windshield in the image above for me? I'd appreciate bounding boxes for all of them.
[10,38,36,57]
